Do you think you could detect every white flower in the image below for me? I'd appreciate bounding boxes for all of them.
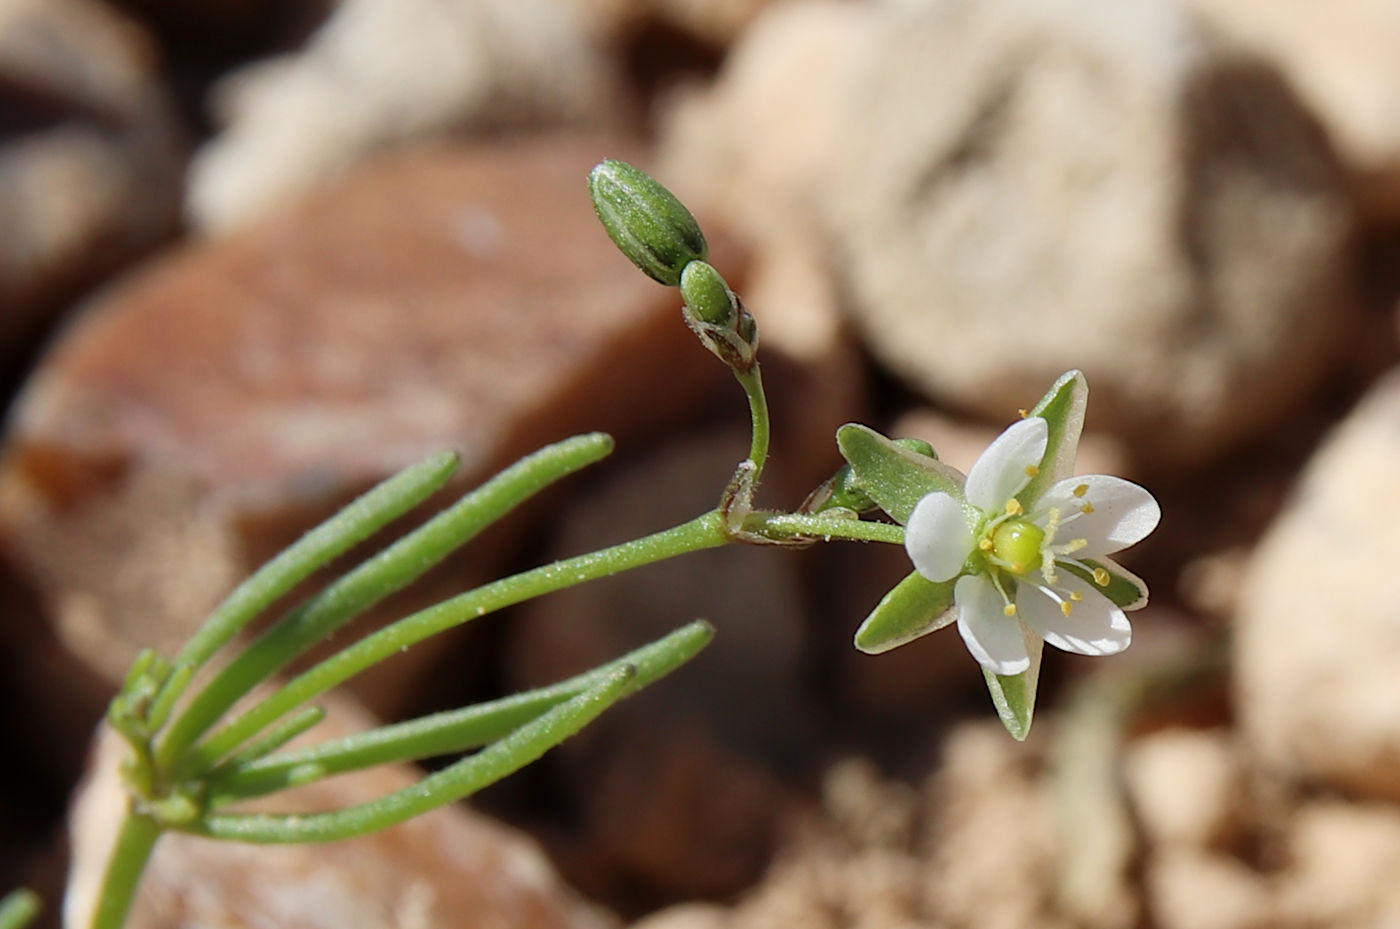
[904,417,1159,676]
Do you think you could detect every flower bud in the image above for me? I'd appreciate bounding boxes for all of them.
[680,260,737,327]
[589,159,707,286]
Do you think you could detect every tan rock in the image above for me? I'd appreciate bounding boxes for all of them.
[187,0,622,232]
[0,137,726,717]
[66,696,617,929]
[1145,848,1274,929]
[1124,728,1245,850]
[1186,0,1400,218]
[821,0,1355,467]
[1235,368,1400,801]
[0,0,182,362]
[561,0,777,47]
[1275,800,1400,926]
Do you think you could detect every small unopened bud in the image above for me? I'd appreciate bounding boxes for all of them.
[680,260,737,327]
[589,159,707,286]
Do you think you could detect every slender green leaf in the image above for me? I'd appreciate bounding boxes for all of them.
[163,433,614,771]
[195,667,636,843]
[176,450,461,671]
[854,571,956,654]
[836,424,965,524]
[207,621,713,803]
[982,629,1043,741]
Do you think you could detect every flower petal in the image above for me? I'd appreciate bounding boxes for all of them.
[955,574,1031,675]
[965,418,1048,512]
[1042,474,1160,555]
[905,492,975,582]
[1017,574,1131,657]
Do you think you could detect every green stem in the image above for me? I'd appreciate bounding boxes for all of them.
[187,512,731,769]
[736,364,770,481]
[743,512,905,545]
[89,810,160,929]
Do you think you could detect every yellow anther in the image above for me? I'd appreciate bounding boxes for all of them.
[1003,603,1017,617]
[1081,502,1095,514]
[1004,499,1024,516]
[979,538,994,551]
[1024,464,1039,478]
[1070,590,1083,601]
[1018,408,1028,418]
[1092,567,1111,587]
[1073,483,1089,498]
[1060,600,1074,617]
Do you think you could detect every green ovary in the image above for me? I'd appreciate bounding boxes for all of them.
[990,519,1044,575]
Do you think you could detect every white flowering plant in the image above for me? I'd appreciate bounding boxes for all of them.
[15,161,1157,929]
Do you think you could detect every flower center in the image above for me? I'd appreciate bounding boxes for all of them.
[989,518,1044,575]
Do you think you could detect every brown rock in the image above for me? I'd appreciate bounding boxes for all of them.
[1186,0,1400,218]
[65,696,617,929]
[560,0,778,47]
[0,136,726,715]
[1235,368,1400,801]
[188,0,623,232]
[506,428,810,903]
[818,0,1355,467]
[0,0,182,367]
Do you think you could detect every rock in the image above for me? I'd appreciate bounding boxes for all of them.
[65,696,617,929]
[1186,0,1400,218]
[818,0,1355,467]
[0,0,182,369]
[187,0,623,233]
[921,724,1069,929]
[505,427,811,903]
[560,0,777,47]
[0,137,727,717]
[1275,801,1400,926]
[1235,368,1400,801]
[1145,849,1274,929]
[631,904,729,929]
[1124,728,1244,850]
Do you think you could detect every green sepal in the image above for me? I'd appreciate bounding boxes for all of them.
[853,570,956,654]
[1061,558,1148,610]
[1017,370,1087,508]
[835,424,964,524]
[982,631,1043,741]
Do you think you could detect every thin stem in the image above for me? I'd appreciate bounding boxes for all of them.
[187,512,730,770]
[89,810,160,929]
[195,669,635,843]
[735,364,770,481]
[743,512,905,545]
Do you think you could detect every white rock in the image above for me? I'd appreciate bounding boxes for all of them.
[820,0,1355,466]
[1146,848,1274,929]
[1124,728,1243,849]
[1236,368,1400,801]
[187,0,620,232]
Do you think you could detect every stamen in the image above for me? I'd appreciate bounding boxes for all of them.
[979,537,994,551]
[1018,408,1028,418]
[1069,591,1083,601]
[1024,464,1039,478]
[988,572,1016,617]
[1005,499,1024,517]
[1081,502,1096,514]
[1051,537,1088,556]
[1072,483,1089,498]
[1092,567,1111,587]
[1060,600,1074,616]
[1004,603,1017,617]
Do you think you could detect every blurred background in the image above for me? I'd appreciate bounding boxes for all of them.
[2,0,1400,926]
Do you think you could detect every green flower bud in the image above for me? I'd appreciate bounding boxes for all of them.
[588,159,707,286]
[680,260,737,327]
